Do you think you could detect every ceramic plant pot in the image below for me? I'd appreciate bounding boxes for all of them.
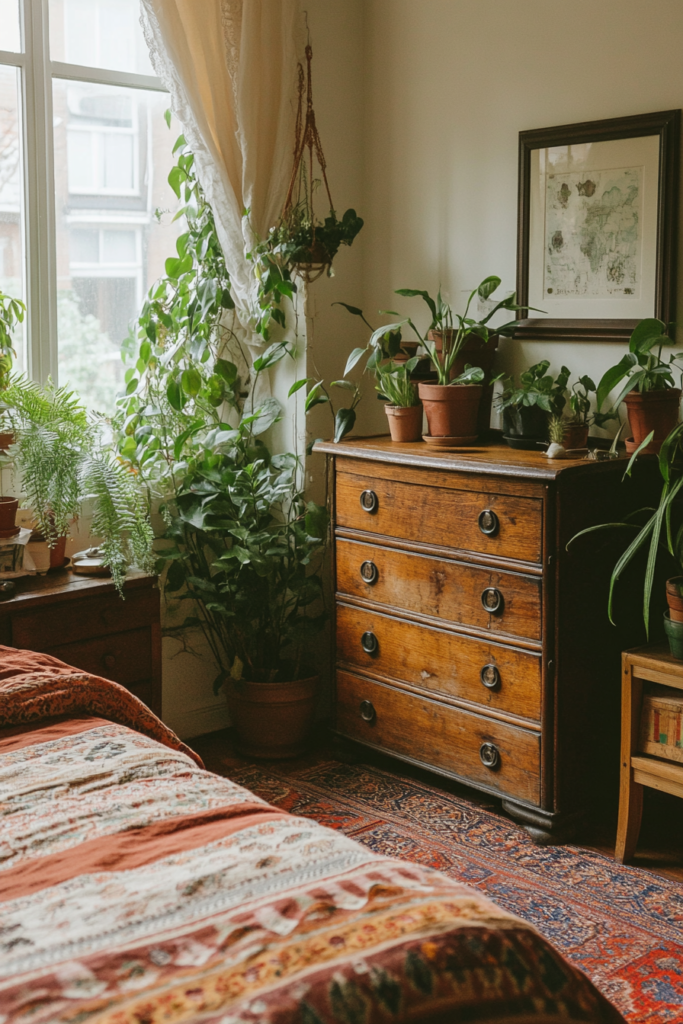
[226,675,319,759]
[664,612,683,660]
[418,383,482,440]
[452,333,500,435]
[563,422,590,450]
[624,388,681,454]
[503,405,548,443]
[666,577,683,623]
[49,534,68,569]
[0,497,18,536]
[385,404,423,442]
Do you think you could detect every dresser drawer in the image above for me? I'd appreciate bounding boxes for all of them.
[336,468,543,564]
[336,603,541,720]
[45,628,153,687]
[10,587,159,651]
[336,670,541,805]
[336,538,542,642]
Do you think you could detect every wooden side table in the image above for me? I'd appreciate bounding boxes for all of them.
[616,645,683,863]
[0,569,162,717]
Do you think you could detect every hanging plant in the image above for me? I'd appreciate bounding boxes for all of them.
[247,44,363,340]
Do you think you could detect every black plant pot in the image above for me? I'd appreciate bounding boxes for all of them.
[503,405,548,448]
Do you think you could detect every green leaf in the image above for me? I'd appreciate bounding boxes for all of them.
[214,358,237,384]
[344,346,368,376]
[166,378,186,411]
[305,501,329,540]
[164,108,172,128]
[305,381,329,412]
[181,368,202,397]
[623,431,655,478]
[629,318,667,354]
[477,275,501,300]
[288,377,310,397]
[334,406,356,442]
[596,354,637,409]
[394,289,437,324]
[333,301,364,317]
[331,379,356,391]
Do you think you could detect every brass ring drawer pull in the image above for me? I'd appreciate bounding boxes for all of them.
[360,700,376,723]
[361,631,378,655]
[360,560,378,585]
[359,489,378,513]
[481,587,503,614]
[480,742,500,770]
[478,509,499,536]
[480,664,500,689]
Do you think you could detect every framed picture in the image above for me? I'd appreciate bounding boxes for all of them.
[516,109,681,343]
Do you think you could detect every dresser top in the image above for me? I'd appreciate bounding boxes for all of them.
[313,435,629,481]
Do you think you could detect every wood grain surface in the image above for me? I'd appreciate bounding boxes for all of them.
[336,669,541,805]
[336,538,543,642]
[336,602,542,721]
[336,467,544,565]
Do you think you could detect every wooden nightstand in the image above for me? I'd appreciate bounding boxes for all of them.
[0,569,161,717]
[616,645,683,863]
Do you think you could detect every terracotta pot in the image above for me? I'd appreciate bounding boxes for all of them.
[0,496,18,533]
[385,404,423,442]
[49,534,68,570]
[226,675,319,758]
[666,577,683,622]
[563,422,589,450]
[418,383,482,439]
[453,333,500,435]
[0,432,14,451]
[624,388,681,452]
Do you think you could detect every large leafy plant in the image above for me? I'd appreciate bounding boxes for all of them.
[497,360,570,415]
[596,318,683,415]
[569,422,683,636]
[114,129,328,689]
[4,378,153,592]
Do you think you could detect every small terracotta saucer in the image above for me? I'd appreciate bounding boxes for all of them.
[0,526,21,539]
[422,434,479,447]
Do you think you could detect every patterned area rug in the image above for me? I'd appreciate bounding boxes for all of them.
[194,740,683,1024]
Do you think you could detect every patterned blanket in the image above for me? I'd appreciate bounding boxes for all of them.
[0,651,624,1024]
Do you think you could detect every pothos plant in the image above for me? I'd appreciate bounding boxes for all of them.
[114,128,328,690]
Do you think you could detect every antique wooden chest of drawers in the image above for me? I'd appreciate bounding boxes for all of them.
[0,570,162,716]
[315,436,652,842]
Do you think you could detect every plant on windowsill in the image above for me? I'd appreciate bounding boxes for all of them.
[2,377,154,590]
[0,289,25,452]
[596,318,683,455]
[113,129,329,758]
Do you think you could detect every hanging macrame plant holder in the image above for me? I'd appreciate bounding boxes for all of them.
[279,45,363,284]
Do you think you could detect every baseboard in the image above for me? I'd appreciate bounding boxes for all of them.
[164,700,231,740]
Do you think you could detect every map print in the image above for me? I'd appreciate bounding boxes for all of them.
[544,166,642,298]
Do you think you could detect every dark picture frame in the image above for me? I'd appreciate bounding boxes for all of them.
[516,109,681,343]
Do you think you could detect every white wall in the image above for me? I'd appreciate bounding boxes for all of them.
[358,0,683,435]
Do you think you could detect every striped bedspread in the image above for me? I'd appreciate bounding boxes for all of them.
[0,649,623,1024]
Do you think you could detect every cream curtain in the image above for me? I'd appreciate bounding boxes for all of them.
[140,0,303,343]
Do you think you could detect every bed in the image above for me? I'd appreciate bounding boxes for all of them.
[0,646,624,1024]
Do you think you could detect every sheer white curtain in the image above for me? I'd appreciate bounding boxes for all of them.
[140,0,303,345]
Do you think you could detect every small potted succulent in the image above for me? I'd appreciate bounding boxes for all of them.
[596,318,682,454]
[496,361,570,449]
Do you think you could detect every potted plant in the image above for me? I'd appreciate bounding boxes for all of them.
[115,131,329,755]
[0,289,25,452]
[569,422,683,657]
[376,357,423,442]
[385,277,536,440]
[596,318,682,454]
[4,377,153,592]
[496,361,570,449]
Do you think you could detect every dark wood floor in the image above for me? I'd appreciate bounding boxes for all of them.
[192,727,683,884]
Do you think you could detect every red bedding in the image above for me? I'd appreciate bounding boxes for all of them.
[0,647,624,1024]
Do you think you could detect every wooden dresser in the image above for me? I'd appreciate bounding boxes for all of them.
[0,570,162,717]
[315,436,654,842]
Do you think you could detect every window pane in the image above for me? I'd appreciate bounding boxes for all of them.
[0,0,21,52]
[49,0,154,76]
[0,66,26,375]
[53,80,182,413]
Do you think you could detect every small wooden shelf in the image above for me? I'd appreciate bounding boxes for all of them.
[616,645,683,862]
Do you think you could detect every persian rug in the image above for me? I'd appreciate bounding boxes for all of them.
[201,748,683,1024]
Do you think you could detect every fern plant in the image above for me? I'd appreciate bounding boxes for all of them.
[3,377,153,592]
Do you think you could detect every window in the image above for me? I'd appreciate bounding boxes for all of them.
[0,0,181,411]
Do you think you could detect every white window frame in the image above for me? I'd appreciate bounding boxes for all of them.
[0,0,165,384]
